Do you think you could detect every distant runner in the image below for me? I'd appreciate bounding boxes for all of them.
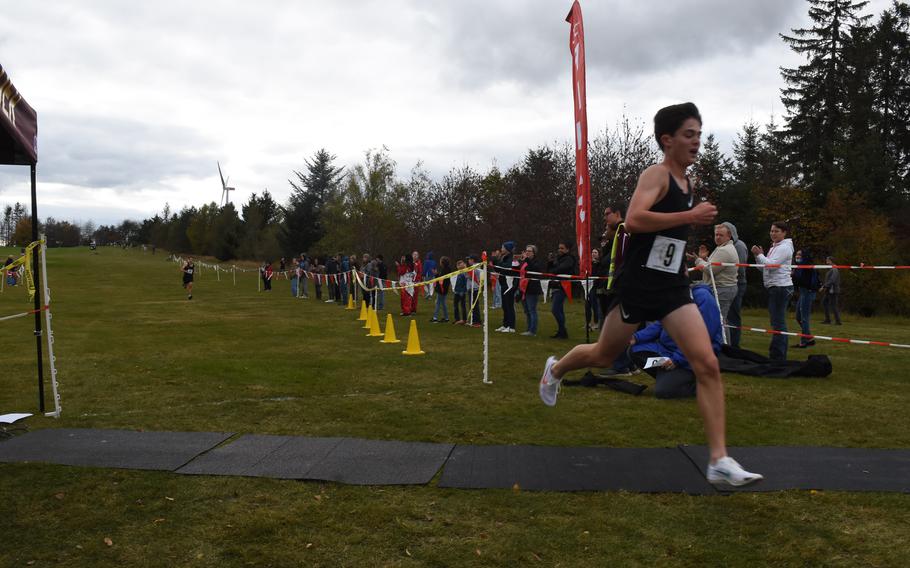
[182,257,195,300]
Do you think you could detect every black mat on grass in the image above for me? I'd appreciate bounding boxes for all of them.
[680,445,910,493]
[177,435,342,478]
[177,435,454,485]
[0,428,232,471]
[437,445,716,494]
[305,438,454,485]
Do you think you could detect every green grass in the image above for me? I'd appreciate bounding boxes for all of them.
[1,246,909,566]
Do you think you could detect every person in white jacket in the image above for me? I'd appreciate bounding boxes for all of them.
[751,222,794,360]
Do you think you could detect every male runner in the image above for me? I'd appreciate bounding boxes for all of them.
[539,103,762,487]
[182,257,195,300]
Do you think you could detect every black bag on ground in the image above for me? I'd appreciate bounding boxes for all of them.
[717,345,832,378]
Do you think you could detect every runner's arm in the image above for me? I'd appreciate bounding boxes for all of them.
[624,166,716,233]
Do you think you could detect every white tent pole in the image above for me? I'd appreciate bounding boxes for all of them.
[39,238,61,418]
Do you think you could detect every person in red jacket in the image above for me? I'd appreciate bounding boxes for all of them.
[396,255,415,315]
[262,261,273,292]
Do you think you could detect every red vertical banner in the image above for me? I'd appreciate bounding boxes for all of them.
[566,1,591,277]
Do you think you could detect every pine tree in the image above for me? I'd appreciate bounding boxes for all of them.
[732,121,764,187]
[691,134,732,245]
[760,115,792,189]
[2,205,12,245]
[780,0,873,201]
[692,134,732,206]
[282,149,344,255]
[210,203,241,260]
[871,1,910,199]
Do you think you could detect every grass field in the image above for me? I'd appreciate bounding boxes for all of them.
[1,246,909,567]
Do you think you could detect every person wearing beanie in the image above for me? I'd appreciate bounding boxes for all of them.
[496,241,518,332]
[721,221,749,348]
[693,224,739,344]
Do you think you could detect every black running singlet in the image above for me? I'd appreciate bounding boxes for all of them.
[614,172,693,292]
[184,263,195,280]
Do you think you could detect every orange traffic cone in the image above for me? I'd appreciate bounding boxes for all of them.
[367,306,383,337]
[358,300,368,321]
[345,293,355,310]
[380,313,400,343]
[401,319,425,355]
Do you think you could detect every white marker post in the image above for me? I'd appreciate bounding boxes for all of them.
[482,254,491,384]
[39,238,61,418]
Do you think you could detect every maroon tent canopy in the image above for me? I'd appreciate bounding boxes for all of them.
[0,64,38,165]
[0,63,45,413]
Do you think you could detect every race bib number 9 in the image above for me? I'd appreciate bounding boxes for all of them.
[645,235,686,274]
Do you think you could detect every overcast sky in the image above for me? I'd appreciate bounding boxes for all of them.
[0,0,893,225]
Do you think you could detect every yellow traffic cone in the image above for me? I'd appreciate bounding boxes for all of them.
[363,305,373,329]
[401,319,425,355]
[345,293,355,310]
[380,313,400,343]
[358,300,368,321]
[367,306,383,337]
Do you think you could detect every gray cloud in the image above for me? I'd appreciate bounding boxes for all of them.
[32,112,215,190]
[435,0,802,89]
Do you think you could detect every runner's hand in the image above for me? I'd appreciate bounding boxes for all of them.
[688,202,717,225]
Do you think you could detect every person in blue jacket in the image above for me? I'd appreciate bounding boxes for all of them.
[623,285,724,398]
[423,252,437,299]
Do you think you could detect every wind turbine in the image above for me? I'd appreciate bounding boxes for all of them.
[217,161,235,207]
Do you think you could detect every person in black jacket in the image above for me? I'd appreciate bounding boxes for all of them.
[596,204,625,323]
[432,256,452,322]
[324,254,338,302]
[376,254,388,310]
[549,240,576,339]
[495,241,518,333]
[792,249,821,348]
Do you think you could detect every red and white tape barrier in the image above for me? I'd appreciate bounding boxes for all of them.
[726,324,910,349]
[0,305,49,323]
[708,262,910,270]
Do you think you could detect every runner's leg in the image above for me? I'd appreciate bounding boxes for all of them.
[550,306,638,378]
[660,304,725,462]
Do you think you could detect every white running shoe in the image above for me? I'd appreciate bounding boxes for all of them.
[706,456,764,487]
[538,356,561,406]
[506,327,516,333]
[495,326,506,332]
